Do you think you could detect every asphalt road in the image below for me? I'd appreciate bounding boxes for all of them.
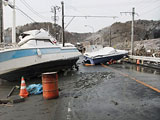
[0,62,160,120]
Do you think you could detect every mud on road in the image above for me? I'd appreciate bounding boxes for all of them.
[0,62,160,120]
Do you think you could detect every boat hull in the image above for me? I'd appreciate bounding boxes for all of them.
[0,57,79,81]
[0,47,81,81]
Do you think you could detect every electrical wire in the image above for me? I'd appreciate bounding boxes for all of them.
[136,0,160,12]
[139,4,160,17]
[20,0,47,20]
[64,15,118,19]
[15,6,36,22]
[6,1,36,22]
[126,0,160,14]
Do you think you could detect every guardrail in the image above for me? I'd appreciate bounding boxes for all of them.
[129,55,160,63]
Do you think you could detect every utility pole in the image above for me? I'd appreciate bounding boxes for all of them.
[12,0,16,43]
[120,7,136,55]
[54,7,57,25]
[0,0,3,43]
[61,1,65,47]
[131,7,135,55]
[54,6,57,40]
[109,27,111,47]
[51,6,60,40]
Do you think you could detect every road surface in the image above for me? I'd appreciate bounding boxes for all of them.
[0,61,160,120]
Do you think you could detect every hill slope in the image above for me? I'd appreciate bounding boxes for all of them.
[84,20,160,50]
[4,22,91,44]
[4,20,160,52]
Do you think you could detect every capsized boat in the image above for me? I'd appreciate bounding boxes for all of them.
[0,29,81,81]
[83,47,128,65]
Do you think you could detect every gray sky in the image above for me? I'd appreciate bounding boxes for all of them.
[3,0,160,33]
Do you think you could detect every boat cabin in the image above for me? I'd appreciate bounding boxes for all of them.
[18,29,57,48]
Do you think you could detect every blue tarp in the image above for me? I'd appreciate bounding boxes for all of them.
[27,84,43,95]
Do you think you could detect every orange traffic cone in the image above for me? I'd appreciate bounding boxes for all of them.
[137,59,140,65]
[19,76,29,98]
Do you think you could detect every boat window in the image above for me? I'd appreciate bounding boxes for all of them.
[20,33,30,39]
[36,39,54,47]
[21,40,36,47]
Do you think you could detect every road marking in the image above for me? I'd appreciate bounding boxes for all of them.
[68,102,71,112]
[67,115,71,120]
[68,107,71,112]
[66,102,72,120]
[101,64,160,93]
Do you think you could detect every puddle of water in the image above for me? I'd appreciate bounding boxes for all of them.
[111,63,160,75]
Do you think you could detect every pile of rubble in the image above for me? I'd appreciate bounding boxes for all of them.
[134,39,160,57]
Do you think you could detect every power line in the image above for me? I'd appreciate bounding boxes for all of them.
[16,6,36,22]
[64,15,118,31]
[136,0,160,12]
[6,1,36,22]
[65,16,75,29]
[64,15,118,19]
[20,0,47,20]
[22,0,45,18]
[48,0,54,5]
[125,0,160,14]
[139,4,160,17]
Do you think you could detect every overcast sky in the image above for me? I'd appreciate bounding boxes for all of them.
[3,0,160,33]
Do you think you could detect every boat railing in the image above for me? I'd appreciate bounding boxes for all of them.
[0,43,18,51]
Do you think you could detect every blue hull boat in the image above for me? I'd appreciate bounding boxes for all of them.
[0,29,81,81]
[83,47,128,65]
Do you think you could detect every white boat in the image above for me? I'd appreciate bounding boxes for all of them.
[0,29,81,81]
[83,47,128,65]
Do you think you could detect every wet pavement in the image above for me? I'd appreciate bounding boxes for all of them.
[0,59,160,120]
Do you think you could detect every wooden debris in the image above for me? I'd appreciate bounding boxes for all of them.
[0,99,10,104]
[9,95,25,104]
[0,104,14,107]
[7,86,16,98]
[0,95,25,104]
